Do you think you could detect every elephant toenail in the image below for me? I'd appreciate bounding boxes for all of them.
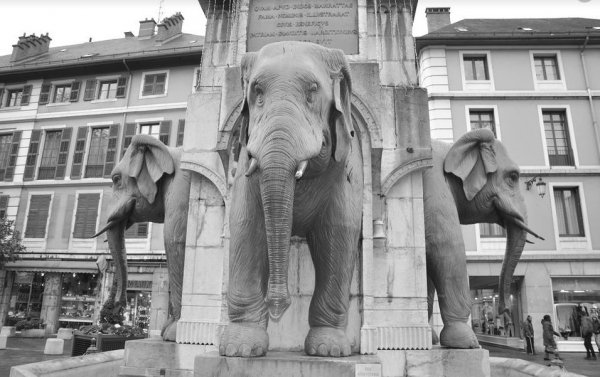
[307,347,316,355]
[330,345,340,357]
[219,345,226,355]
[226,344,237,356]
[317,344,328,356]
[254,346,264,356]
[240,344,251,357]
[342,345,351,356]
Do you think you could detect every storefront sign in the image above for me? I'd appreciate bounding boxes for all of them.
[247,0,358,54]
[127,280,153,291]
[15,272,34,285]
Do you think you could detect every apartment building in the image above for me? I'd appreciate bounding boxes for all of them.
[0,13,202,335]
[417,8,600,352]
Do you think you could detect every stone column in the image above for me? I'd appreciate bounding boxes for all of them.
[40,273,61,334]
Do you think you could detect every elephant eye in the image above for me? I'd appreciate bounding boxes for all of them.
[307,83,318,103]
[111,174,121,186]
[254,84,264,105]
[506,172,519,186]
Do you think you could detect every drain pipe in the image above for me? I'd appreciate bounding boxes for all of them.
[121,59,133,135]
[580,34,600,160]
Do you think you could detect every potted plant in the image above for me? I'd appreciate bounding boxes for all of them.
[71,299,145,356]
[15,317,46,338]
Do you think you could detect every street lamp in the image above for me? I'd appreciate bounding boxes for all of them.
[525,176,546,198]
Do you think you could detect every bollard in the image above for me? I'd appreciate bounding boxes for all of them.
[44,338,64,355]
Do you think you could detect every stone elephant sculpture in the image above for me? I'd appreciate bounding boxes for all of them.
[219,42,363,358]
[94,134,190,341]
[423,128,543,348]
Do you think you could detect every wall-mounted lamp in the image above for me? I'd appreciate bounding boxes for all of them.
[525,176,546,198]
[373,219,386,240]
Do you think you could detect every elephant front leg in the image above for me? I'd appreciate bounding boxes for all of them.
[425,212,478,348]
[160,236,185,341]
[304,225,358,357]
[220,189,270,357]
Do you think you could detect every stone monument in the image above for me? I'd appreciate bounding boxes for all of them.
[120,1,492,376]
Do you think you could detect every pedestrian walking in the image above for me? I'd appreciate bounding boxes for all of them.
[542,314,561,361]
[592,307,600,352]
[581,311,597,360]
[523,315,535,355]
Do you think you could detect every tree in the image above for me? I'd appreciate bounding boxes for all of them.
[0,218,25,269]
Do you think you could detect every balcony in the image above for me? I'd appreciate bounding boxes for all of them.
[548,146,575,167]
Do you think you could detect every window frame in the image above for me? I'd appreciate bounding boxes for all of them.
[548,182,591,251]
[530,51,566,91]
[96,79,119,100]
[37,129,64,180]
[83,126,111,178]
[5,88,23,107]
[52,84,72,104]
[465,105,501,140]
[537,105,579,168]
[459,50,494,91]
[23,192,54,241]
[139,70,169,99]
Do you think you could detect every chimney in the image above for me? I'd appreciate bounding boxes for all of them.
[138,18,157,38]
[156,13,184,42]
[425,7,451,33]
[10,33,51,63]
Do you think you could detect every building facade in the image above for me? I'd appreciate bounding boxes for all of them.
[417,9,600,352]
[0,13,202,336]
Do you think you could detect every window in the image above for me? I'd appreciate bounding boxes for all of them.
[139,123,161,139]
[0,85,32,107]
[554,187,584,237]
[480,223,506,238]
[29,128,72,181]
[53,84,72,103]
[73,193,100,238]
[141,72,167,96]
[6,89,22,107]
[543,110,575,166]
[97,80,118,100]
[0,195,9,219]
[534,55,560,80]
[25,195,51,238]
[0,134,12,178]
[463,55,489,80]
[469,110,497,137]
[38,131,62,179]
[125,222,149,239]
[85,127,110,178]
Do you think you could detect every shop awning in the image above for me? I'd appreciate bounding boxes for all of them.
[4,259,100,273]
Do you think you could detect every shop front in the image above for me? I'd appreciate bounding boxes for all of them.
[5,272,44,326]
[59,273,100,329]
[552,277,600,352]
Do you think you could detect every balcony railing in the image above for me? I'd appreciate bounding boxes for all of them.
[548,146,575,167]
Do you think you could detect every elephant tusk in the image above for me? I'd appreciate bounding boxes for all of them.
[525,239,534,244]
[295,160,308,180]
[507,217,545,240]
[245,157,259,177]
[91,219,120,238]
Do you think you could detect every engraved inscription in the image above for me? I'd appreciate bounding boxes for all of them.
[247,0,358,54]
[355,364,382,377]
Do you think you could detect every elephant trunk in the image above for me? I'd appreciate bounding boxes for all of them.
[106,221,128,307]
[259,136,297,321]
[498,222,527,314]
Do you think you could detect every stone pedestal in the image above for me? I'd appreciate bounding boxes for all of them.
[1,326,16,337]
[194,352,382,377]
[378,348,490,377]
[57,328,73,340]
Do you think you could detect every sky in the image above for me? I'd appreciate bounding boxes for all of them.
[0,0,599,56]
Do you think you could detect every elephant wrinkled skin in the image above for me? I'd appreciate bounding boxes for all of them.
[424,128,543,348]
[94,134,190,341]
[221,42,363,358]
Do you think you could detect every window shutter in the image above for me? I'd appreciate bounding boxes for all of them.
[125,222,149,238]
[116,77,128,98]
[20,85,32,106]
[73,193,100,238]
[55,127,73,180]
[0,89,4,107]
[25,194,51,238]
[159,120,171,146]
[83,80,97,101]
[39,84,51,105]
[0,195,8,219]
[121,123,136,158]
[69,81,81,102]
[70,127,89,179]
[103,124,120,177]
[23,129,42,181]
[4,131,22,182]
[176,119,185,147]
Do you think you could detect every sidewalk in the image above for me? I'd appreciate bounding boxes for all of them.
[0,336,596,377]
[484,344,595,376]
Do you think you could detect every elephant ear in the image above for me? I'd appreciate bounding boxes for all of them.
[324,48,353,162]
[444,128,498,201]
[239,52,258,147]
[125,135,175,204]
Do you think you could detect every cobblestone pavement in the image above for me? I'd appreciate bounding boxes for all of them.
[0,337,597,377]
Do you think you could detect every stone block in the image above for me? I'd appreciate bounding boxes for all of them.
[44,338,64,355]
[194,351,382,377]
[123,339,216,372]
[0,326,16,337]
[0,335,7,349]
[377,348,490,377]
[57,328,73,339]
[10,349,123,377]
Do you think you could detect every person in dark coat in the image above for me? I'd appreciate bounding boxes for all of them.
[523,315,535,355]
[542,314,561,361]
[581,312,597,360]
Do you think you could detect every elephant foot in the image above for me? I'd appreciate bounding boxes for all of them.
[440,322,479,349]
[161,318,178,342]
[219,323,268,357]
[304,327,351,357]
